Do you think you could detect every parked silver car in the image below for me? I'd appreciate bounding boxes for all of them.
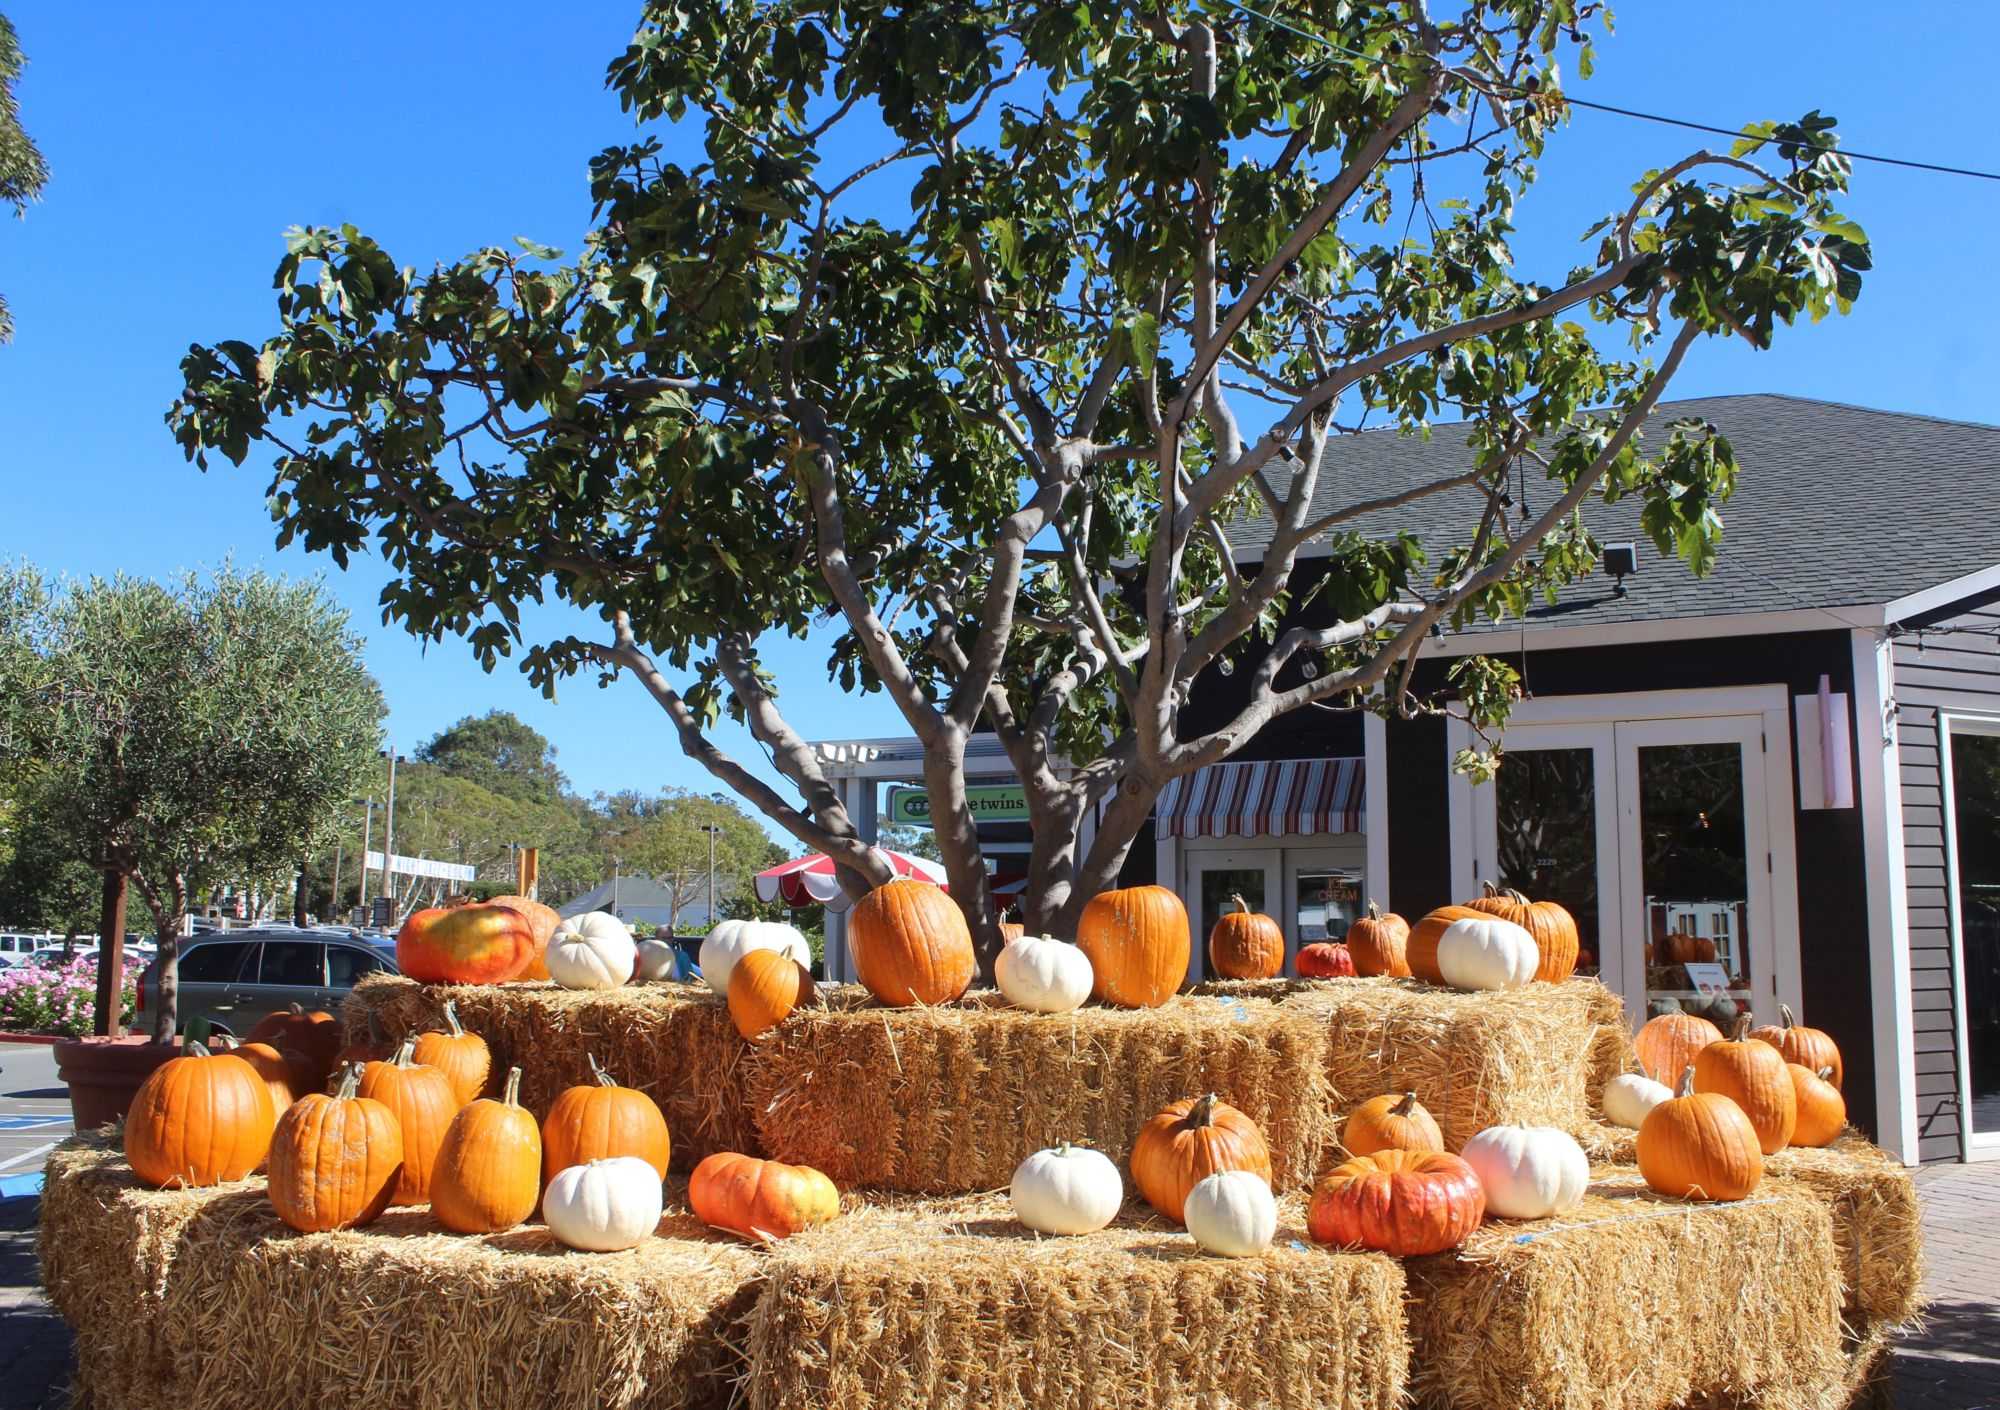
[135,928,397,1037]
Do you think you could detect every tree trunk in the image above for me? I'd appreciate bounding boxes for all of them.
[293,860,309,926]
[1051,775,1163,936]
[1017,790,1084,936]
[919,732,1004,971]
[92,869,128,1039]
[135,870,189,1043]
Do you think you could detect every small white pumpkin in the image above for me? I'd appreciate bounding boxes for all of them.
[995,934,1094,1014]
[1604,1070,1675,1130]
[1183,1170,1277,1257]
[633,937,680,983]
[547,911,637,990]
[543,1156,664,1252]
[699,918,811,997]
[1460,1124,1589,1220]
[1010,1143,1124,1236]
[1435,916,1539,991]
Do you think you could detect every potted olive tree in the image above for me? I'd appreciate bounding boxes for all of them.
[0,566,380,1125]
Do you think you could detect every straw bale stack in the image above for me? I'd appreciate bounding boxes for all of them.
[744,988,1336,1193]
[1404,1169,1847,1410]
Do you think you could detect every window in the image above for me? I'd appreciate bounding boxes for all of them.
[327,945,388,988]
[178,942,252,984]
[256,940,325,987]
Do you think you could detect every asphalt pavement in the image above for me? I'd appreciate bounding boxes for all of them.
[0,1044,70,1198]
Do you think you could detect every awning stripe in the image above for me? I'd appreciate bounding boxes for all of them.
[1160,757,1365,839]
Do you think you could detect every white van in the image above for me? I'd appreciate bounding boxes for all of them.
[0,932,54,966]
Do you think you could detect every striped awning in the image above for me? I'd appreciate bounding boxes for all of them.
[1156,757,1365,839]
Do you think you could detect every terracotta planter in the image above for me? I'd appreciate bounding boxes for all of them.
[54,1034,180,1130]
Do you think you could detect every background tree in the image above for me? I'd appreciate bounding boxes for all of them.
[0,773,101,944]
[600,788,783,930]
[416,710,572,805]
[0,565,383,1037]
[0,13,48,342]
[171,0,1866,960]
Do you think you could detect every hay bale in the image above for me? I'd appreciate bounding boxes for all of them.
[746,1190,1408,1410]
[745,988,1336,1194]
[1405,1168,1846,1410]
[41,1135,763,1410]
[343,974,757,1170]
[1766,1134,1925,1327]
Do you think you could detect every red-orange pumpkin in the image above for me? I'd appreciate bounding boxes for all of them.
[849,879,976,1007]
[1345,902,1411,978]
[1308,1149,1486,1255]
[1129,1093,1272,1223]
[1075,884,1190,1008]
[688,1152,840,1241]
[396,904,538,985]
[1296,941,1357,978]
[1464,882,1581,983]
[1207,895,1285,979]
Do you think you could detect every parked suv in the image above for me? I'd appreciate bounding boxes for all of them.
[135,928,398,1037]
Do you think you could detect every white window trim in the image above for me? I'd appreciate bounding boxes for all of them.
[1936,710,2000,1161]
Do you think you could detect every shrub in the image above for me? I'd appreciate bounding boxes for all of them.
[0,957,139,1036]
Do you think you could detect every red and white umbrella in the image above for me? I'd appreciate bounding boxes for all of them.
[755,848,949,911]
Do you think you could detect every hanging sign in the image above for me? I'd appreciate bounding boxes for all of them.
[886,784,1029,826]
[364,851,476,883]
[1681,961,1733,1000]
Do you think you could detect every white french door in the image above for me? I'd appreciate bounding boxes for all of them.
[1457,690,1800,1030]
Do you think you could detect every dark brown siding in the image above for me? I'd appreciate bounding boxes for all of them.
[1892,599,2000,1161]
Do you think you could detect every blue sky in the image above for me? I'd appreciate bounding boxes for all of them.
[3,1,1996,827]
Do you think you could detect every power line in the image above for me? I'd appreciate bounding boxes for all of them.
[1212,0,2000,184]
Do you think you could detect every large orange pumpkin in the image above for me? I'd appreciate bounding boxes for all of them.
[266,1064,404,1232]
[357,1037,459,1204]
[244,1002,343,1091]
[1632,1012,1722,1086]
[1787,1065,1846,1148]
[396,904,538,985]
[1464,883,1581,983]
[728,947,816,1039]
[541,1054,672,1185]
[1207,895,1284,979]
[1749,1004,1843,1090]
[430,1066,542,1234]
[1405,905,1487,985]
[1075,884,1190,1007]
[1130,1093,1272,1223]
[124,1041,276,1188]
[1308,1149,1486,1255]
[1693,1018,1796,1155]
[1342,1091,1444,1157]
[1636,1065,1763,1200]
[1345,902,1411,978]
[488,893,561,980]
[688,1152,840,1241]
[411,999,492,1105]
[849,879,975,1007]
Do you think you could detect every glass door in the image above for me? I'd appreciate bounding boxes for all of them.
[1944,723,2000,1152]
[1185,850,1280,984]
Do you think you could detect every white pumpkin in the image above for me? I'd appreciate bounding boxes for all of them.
[995,934,1094,1014]
[1183,1170,1277,1257]
[1460,1124,1589,1220]
[1435,916,1539,991]
[543,1156,664,1252]
[547,911,637,990]
[1603,1071,1675,1129]
[699,918,811,997]
[633,937,680,983]
[1010,1143,1124,1236]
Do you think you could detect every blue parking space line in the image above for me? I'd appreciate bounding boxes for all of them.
[0,1116,66,1130]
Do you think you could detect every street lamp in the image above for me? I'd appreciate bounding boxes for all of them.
[612,855,621,916]
[380,750,406,916]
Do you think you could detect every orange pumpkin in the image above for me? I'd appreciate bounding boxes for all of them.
[1661,931,1718,965]
[1637,1065,1763,1200]
[396,903,538,985]
[334,1008,396,1071]
[688,1152,840,1241]
[429,1066,541,1234]
[1464,882,1581,983]
[540,1054,672,1185]
[1787,1065,1846,1148]
[1308,1149,1486,1255]
[1296,941,1357,978]
[488,893,561,980]
[1207,895,1285,979]
[1405,905,1487,985]
[1345,902,1411,978]
[728,947,816,1040]
[266,1064,404,1232]
[1342,1091,1444,1157]
[1749,1004,1843,1090]
[123,1041,276,1188]
[1130,1093,1272,1223]
[1075,884,1190,1008]
[411,999,491,1105]
[357,1037,459,1204]
[244,1002,344,1091]
[209,1034,303,1119]
[849,879,976,1007]
[1633,1012,1722,1087]
[1693,1017,1796,1155]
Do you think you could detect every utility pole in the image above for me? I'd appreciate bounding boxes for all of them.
[357,798,374,909]
[380,751,402,917]
[612,855,620,917]
[701,824,722,927]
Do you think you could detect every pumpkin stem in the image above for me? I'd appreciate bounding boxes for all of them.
[1480,880,1500,898]
[588,1052,617,1088]
[1817,1065,1835,1082]
[1366,900,1381,921]
[1504,888,1531,905]
[287,1002,305,1018]
[210,1033,237,1051]
[1390,1091,1419,1118]
[1230,894,1250,915]
[1731,1014,1752,1041]
[1186,1093,1219,1128]
[1779,1003,1798,1030]
[391,1036,418,1068]
[185,1039,212,1059]
[500,1066,524,1107]
[331,1063,362,1101]
[1677,1064,1697,1098]
[440,999,465,1039]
